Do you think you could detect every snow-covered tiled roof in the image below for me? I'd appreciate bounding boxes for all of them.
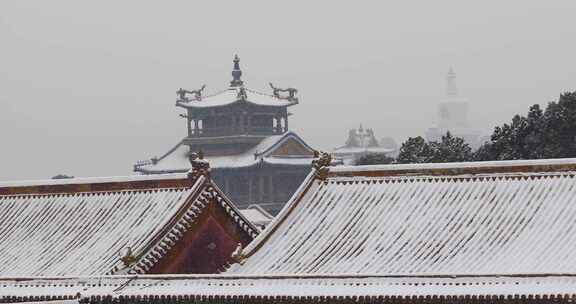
[0,172,258,277]
[134,132,314,174]
[232,158,576,275]
[176,87,297,109]
[4,159,576,301]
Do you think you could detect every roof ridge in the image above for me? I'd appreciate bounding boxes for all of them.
[5,272,576,281]
[194,87,231,100]
[0,174,191,195]
[245,87,277,99]
[327,171,576,181]
[329,158,576,177]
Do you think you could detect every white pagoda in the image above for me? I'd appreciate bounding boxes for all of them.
[425,68,483,148]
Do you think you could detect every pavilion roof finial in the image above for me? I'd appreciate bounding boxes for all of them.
[230,55,244,87]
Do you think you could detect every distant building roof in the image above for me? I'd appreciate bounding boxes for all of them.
[0,165,258,276]
[334,125,394,164]
[134,132,315,174]
[240,205,274,228]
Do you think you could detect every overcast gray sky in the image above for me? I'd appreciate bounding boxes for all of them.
[1,0,576,181]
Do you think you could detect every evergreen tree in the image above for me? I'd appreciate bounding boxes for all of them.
[542,100,564,158]
[545,92,576,157]
[397,136,432,164]
[485,91,576,160]
[524,104,545,159]
[428,132,473,163]
[490,115,528,160]
[473,141,494,161]
[356,153,395,165]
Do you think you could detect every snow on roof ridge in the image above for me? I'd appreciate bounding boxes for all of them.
[177,85,296,108]
[4,271,576,281]
[330,158,576,175]
[0,173,188,189]
[192,86,278,100]
[245,87,279,99]
[192,87,233,100]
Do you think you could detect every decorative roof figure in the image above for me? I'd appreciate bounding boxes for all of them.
[312,150,333,170]
[269,83,299,103]
[176,85,206,103]
[188,150,210,180]
[237,86,248,101]
[231,242,247,265]
[119,247,136,267]
[230,54,244,87]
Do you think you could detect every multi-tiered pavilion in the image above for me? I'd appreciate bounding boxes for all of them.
[134,56,316,214]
